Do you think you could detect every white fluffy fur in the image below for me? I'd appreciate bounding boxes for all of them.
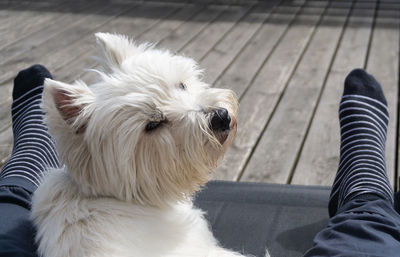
[31,33,268,257]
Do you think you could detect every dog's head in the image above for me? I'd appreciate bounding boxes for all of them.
[43,33,238,206]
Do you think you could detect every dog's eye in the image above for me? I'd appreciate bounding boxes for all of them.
[179,83,186,90]
[145,121,162,132]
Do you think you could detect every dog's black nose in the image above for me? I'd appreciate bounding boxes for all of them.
[210,108,231,131]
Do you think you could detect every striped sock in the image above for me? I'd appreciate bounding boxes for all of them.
[0,65,60,192]
[328,69,394,217]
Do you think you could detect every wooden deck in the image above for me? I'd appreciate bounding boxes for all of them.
[0,0,399,189]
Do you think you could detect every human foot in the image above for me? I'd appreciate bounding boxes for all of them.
[328,69,393,217]
[0,65,59,190]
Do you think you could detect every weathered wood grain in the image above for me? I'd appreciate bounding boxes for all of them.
[53,2,180,83]
[137,4,203,46]
[180,4,253,61]
[0,1,94,65]
[213,1,304,180]
[242,1,352,184]
[0,2,47,33]
[0,85,12,166]
[291,1,377,186]
[0,2,179,113]
[157,5,225,54]
[0,1,74,48]
[213,1,300,97]
[79,3,253,84]
[0,2,129,87]
[80,3,201,84]
[217,1,330,181]
[201,1,279,84]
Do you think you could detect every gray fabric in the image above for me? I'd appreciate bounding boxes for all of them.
[194,181,331,257]
[304,196,400,257]
[0,186,38,257]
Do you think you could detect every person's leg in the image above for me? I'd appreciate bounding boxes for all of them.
[0,65,60,257]
[304,69,400,257]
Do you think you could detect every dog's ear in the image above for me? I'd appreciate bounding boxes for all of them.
[44,78,95,134]
[95,32,135,68]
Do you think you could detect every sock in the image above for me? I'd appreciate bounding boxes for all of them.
[328,68,394,217]
[0,65,60,192]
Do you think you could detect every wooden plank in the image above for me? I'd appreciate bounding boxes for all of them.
[0,85,12,166]
[0,2,130,87]
[0,1,74,48]
[69,3,251,83]
[80,3,202,84]
[216,1,328,181]
[200,1,279,84]
[52,2,180,83]
[79,4,228,84]
[0,2,43,30]
[365,3,399,187]
[180,4,253,61]
[0,1,94,64]
[241,1,352,183]
[291,1,377,186]
[0,2,35,36]
[138,4,204,45]
[213,1,301,98]
[0,2,177,101]
[157,5,225,52]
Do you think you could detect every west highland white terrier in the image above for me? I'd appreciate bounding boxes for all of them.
[31,33,266,257]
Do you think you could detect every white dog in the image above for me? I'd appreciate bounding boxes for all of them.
[31,33,267,257]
